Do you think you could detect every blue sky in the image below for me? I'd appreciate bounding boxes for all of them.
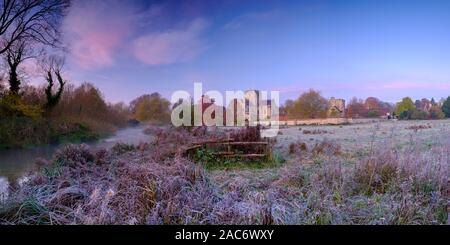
[57,0,450,104]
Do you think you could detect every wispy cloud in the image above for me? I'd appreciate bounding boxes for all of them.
[132,18,209,65]
[362,81,450,91]
[380,81,450,90]
[63,1,210,69]
[62,0,138,69]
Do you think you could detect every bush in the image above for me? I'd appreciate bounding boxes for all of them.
[289,141,308,154]
[53,144,95,168]
[0,93,42,118]
[367,111,379,118]
[441,97,450,118]
[410,109,427,120]
[429,105,445,119]
[398,110,410,120]
[354,156,398,195]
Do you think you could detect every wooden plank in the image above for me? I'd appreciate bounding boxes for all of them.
[184,141,268,150]
[213,151,234,155]
[192,141,268,146]
[192,138,235,145]
[183,145,203,151]
[216,141,268,146]
[221,154,267,158]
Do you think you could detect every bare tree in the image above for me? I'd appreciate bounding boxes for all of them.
[4,38,40,93]
[0,0,70,55]
[40,54,65,112]
[0,72,6,96]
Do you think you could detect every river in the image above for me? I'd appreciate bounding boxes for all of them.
[0,127,151,200]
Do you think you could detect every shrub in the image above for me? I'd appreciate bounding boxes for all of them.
[367,111,379,118]
[302,129,331,135]
[111,142,136,155]
[405,125,431,132]
[52,144,95,168]
[354,156,398,195]
[311,140,341,156]
[230,126,262,142]
[289,141,308,154]
[410,109,427,120]
[429,105,445,119]
[0,93,42,118]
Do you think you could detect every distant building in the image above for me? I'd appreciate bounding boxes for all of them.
[328,97,346,118]
[219,90,276,126]
[243,90,278,124]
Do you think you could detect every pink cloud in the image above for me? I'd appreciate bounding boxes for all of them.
[132,18,209,65]
[63,1,136,69]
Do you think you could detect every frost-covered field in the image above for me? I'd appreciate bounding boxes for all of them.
[211,119,450,224]
[277,119,450,151]
[1,120,449,225]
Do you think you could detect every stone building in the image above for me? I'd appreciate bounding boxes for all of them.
[328,97,346,118]
[244,90,277,123]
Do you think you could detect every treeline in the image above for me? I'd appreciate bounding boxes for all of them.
[0,81,131,148]
[395,97,449,120]
[281,89,450,120]
[280,89,392,119]
[0,79,172,149]
[346,97,393,118]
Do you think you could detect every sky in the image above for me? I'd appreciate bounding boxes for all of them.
[50,0,450,104]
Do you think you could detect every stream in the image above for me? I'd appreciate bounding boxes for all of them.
[0,127,151,200]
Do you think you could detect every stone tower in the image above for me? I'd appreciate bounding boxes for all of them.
[328,97,346,118]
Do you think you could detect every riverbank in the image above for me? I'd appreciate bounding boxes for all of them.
[0,127,150,182]
[0,118,114,151]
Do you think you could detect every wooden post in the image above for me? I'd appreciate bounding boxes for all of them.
[227,133,231,154]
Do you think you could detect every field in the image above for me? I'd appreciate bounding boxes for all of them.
[0,119,449,225]
[212,119,449,224]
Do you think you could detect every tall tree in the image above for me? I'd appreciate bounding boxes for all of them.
[395,97,416,119]
[4,38,39,94]
[131,93,171,122]
[364,97,380,111]
[41,55,65,112]
[414,99,422,110]
[280,99,294,116]
[429,105,445,119]
[442,96,450,118]
[0,73,6,96]
[346,97,367,118]
[430,97,436,106]
[288,89,328,119]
